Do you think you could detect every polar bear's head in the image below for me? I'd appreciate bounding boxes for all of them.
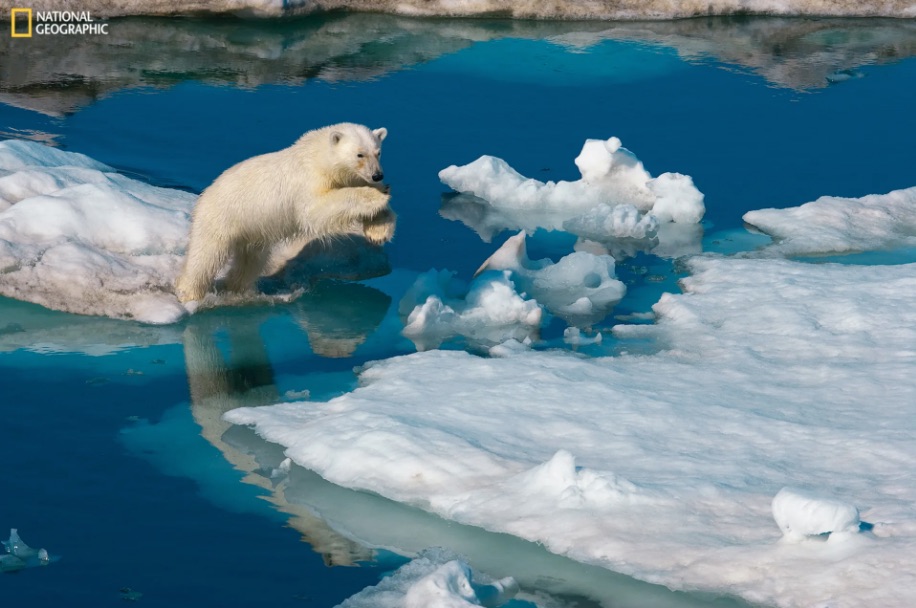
[328,123,388,186]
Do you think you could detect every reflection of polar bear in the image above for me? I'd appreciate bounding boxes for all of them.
[175,123,395,303]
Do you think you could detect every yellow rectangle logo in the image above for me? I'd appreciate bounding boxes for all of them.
[11,8,32,38]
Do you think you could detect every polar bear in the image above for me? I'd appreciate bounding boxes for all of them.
[175,123,395,303]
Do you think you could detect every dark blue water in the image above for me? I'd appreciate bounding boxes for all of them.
[2,15,915,607]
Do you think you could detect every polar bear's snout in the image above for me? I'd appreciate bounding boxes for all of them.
[372,171,384,182]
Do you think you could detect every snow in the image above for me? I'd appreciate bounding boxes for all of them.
[227,252,916,607]
[772,488,861,542]
[337,549,519,608]
[743,186,916,257]
[0,140,193,324]
[13,0,916,19]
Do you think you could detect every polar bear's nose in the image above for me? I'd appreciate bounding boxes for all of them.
[372,171,384,182]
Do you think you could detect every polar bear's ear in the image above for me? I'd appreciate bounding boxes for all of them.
[330,131,343,145]
[373,128,388,142]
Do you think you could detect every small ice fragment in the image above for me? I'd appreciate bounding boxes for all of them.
[3,528,39,559]
[563,327,603,346]
[283,389,311,401]
[772,487,861,541]
[0,554,26,573]
[474,575,519,608]
[271,457,293,479]
[38,548,49,565]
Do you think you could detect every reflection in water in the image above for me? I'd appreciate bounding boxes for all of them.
[1,14,915,115]
[0,297,182,355]
[180,285,748,607]
[442,193,705,260]
[183,279,392,565]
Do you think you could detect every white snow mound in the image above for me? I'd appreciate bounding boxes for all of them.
[0,140,193,323]
[772,487,861,541]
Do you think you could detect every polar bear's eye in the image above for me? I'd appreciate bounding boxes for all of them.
[357,153,364,158]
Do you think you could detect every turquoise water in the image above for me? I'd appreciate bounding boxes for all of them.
[2,15,915,607]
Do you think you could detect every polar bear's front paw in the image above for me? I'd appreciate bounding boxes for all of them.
[362,208,396,245]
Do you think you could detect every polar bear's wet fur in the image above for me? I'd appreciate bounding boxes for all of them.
[175,123,395,303]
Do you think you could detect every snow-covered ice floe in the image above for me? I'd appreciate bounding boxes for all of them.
[743,185,916,257]
[228,252,916,607]
[9,0,915,19]
[439,137,705,257]
[337,548,519,608]
[0,140,193,324]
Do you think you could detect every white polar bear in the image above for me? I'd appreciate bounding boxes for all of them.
[175,123,395,303]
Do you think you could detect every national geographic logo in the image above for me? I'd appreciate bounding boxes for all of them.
[10,8,109,37]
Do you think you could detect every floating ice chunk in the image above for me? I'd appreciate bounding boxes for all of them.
[477,231,625,326]
[562,203,659,241]
[439,137,704,245]
[743,186,916,256]
[401,268,541,351]
[563,327,602,346]
[3,528,39,559]
[487,338,532,357]
[2,529,50,570]
[648,172,706,225]
[338,549,518,608]
[772,487,861,542]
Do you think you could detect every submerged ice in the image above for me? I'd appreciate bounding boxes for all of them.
[2,529,50,572]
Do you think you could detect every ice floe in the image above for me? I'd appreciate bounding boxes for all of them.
[228,253,916,607]
[439,137,705,257]
[400,268,541,351]
[337,549,519,608]
[476,231,626,325]
[0,140,193,323]
[400,231,626,349]
[743,186,916,257]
